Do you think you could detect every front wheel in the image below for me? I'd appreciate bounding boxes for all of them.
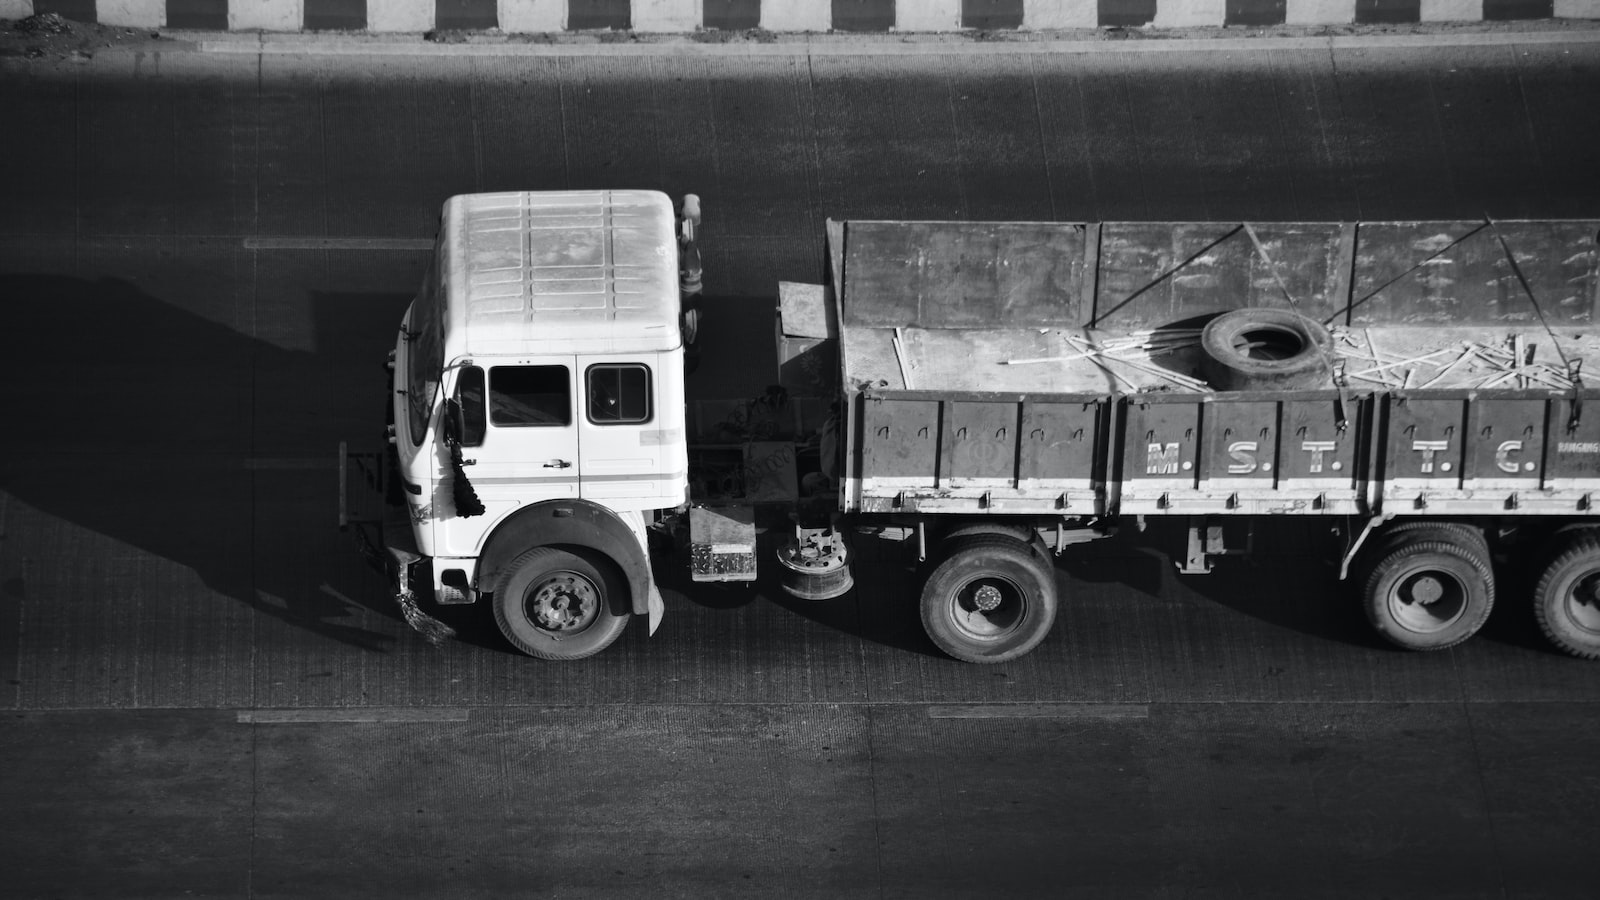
[920,535,1058,664]
[1533,534,1600,660]
[1362,538,1493,651]
[493,547,629,660]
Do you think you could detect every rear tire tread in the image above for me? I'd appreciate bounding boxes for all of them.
[1361,538,1494,652]
[1532,534,1600,661]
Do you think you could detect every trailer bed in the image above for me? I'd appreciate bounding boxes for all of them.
[826,217,1600,519]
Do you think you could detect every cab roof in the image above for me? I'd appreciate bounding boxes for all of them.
[441,190,680,358]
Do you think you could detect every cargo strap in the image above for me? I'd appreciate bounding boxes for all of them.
[1485,215,1585,432]
[1242,223,1350,433]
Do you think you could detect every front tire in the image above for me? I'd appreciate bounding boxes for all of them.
[1362,538,1494,651]
[1533,534,1600,660]
[493,547,629,660]
[920,535,1058,664]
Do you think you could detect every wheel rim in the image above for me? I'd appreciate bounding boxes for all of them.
[949,575,1026,640]
[1387,568,1468,634]
[1563,569,1600,636]
[525,570,601,634]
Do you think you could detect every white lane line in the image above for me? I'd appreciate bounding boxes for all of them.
[243,236,433,251]
[237,708,471,724]
[196,29,1600,58]
[928,703,1150,720]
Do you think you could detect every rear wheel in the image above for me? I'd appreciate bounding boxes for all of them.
[493,547,629,660]
[920,535,1058,664]
[1353,521,1488,587]
[1532,534,1600,660]
[1362,538,1494,651]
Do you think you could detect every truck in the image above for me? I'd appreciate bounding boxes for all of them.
[341,189,1600,663]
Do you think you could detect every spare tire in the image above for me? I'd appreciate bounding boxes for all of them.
[1200,308,1334,391]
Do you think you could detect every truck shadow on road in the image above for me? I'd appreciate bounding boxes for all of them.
[0,273,412,654]
[1057,526,1385,651]
[1059,525,1554,655]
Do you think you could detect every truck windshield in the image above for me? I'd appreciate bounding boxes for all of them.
[406,268,444,445]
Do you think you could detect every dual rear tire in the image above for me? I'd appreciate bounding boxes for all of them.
[1361,535,1494,651]
[1357,523,1600,659]
[1532,533,1600,660]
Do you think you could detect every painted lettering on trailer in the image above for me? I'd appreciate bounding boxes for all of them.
[1147,443,1181,475]
[1413,440,1452,474]
[1559,442,1600,454]
[1227,441,1260,474]
[1496,440,1536,474]
[1301,440,1338,473]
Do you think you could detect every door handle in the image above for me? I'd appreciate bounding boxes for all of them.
[544,459,572,469]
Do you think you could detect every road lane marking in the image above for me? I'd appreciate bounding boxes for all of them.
[197,30,1600,58]
[928,703,1149,720]
[238,708,471,723]
[243,237,433,251]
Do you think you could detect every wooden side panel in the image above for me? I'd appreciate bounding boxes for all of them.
[1199,400,1280,487]
[1548,397,1600,483]
[848,392,1108,513]
[1279,396,1361,482]
[1119,399,1203,498]
[1383,396,1468,487]
[1019,401,1103,486]
[942,401,1019,485]
[859,396,941,488]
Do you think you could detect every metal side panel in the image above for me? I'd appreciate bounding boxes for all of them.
[1350,220,1600,327]
[1092,222,1346,330]
[838,220,1088,330]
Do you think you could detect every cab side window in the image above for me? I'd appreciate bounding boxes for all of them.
[491,365,571,427]
[587,364,651,425]
[455,366,486,446]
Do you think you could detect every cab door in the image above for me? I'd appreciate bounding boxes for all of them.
[436,358,579,556]
[577,357,666,505]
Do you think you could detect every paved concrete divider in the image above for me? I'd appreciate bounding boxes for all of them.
[6,0,1599,33]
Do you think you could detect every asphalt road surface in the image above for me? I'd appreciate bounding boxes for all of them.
[2,29,1600,898]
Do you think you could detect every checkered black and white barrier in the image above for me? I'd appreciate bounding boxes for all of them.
[4,0,1597,32]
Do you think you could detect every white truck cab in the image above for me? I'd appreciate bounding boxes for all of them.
[385,190,698,659]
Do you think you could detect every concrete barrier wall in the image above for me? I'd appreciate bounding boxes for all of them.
[11,0,1600,31]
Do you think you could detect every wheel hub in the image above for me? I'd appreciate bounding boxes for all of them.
[1391,569,1466,634]
[1570,573,1600,634]
[1410,575,1445,606]
[530,574,598,632]
[952,577,1025,640]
